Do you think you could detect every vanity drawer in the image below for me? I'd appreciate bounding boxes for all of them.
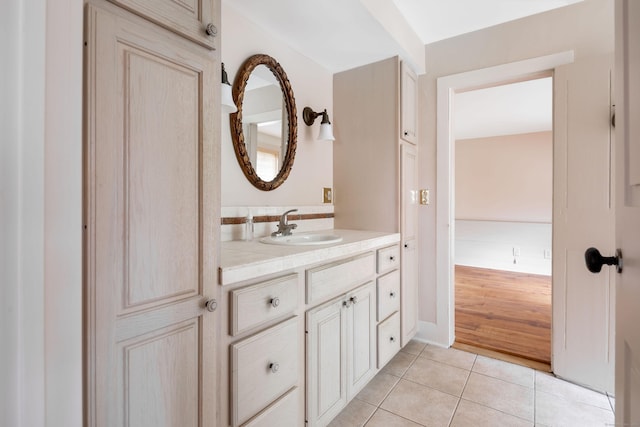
[242,387,300,427]
[377,270,400,321]
[230,273,299,336]
[231,317,300,426]
[306,252,375,304]
[377,312,401,368]
[377,245,400,273]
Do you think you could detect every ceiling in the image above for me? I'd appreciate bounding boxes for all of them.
[223,0,582,74]
[224,0,578,138]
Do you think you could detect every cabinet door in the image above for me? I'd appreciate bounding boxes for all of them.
[107,0,219,49]
[346,282,376,399]
[306,297,347,427]
[401,143,419,345]
[400,61,418,144]
[84,3,218,426]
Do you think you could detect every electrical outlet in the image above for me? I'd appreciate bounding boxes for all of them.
[513,247,521,257]
[544,249,552,259]
[323,187,333,203]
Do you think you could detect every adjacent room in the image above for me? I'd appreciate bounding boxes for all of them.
[453,77,554,366]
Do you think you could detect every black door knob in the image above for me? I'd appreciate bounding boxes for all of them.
[584,247,623,273]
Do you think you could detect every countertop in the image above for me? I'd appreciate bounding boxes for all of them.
[219,229,400,286]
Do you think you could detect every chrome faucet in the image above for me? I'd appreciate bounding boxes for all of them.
[272,209,298,237]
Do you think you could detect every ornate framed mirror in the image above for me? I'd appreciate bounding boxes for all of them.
[230,54,297,191]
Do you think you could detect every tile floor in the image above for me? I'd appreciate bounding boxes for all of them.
[329,341,615,427]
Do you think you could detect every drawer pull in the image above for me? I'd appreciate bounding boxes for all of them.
[205,299,217,312]
[349,296,358,305]
[390,336,396,343]
[270,297,281,308]
[269,362,280,374]
[205,23,217,37]
[389,256,395,261]
[389,292,396,298]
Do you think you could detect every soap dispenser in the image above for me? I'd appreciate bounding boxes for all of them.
[245,209,254,241]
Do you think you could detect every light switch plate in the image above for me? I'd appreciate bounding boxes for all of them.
[419,189,430,205]
[323,187,333,203]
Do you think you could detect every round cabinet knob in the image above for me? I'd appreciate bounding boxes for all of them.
[205,299,217,312]
[389,292,396,298]
[404,131,409,136]
[404,243,409,249]
[269,363,280,373]
[270,297,280,308]
[343,300,352,308]
[350,296,358,305]
[389,256,395,261]
[390,336,396,342]
[205,23,217,37]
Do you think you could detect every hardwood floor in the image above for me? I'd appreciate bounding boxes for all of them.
[455,265,552,364]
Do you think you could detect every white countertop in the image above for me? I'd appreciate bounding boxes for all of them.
[219,229,400,286]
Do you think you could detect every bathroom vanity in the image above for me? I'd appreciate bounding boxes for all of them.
[219,229,404,427]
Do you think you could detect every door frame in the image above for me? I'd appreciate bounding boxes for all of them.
[426,51,575,347]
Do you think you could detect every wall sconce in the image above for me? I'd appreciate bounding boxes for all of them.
[303,107,335,141]
[221,63,237,114]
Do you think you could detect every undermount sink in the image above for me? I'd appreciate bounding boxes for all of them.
[260,233,343,246]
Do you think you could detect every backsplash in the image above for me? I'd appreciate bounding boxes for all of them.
[221,205,334,242]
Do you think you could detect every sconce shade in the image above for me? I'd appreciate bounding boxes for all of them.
[303,107,335,141]
[221,63,237,114]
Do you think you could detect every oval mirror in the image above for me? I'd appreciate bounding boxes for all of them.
[230,54,297,191]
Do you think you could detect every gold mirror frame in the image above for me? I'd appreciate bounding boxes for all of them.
[230,54,297,191]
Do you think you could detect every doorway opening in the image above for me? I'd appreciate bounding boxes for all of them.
[451,76,553,366]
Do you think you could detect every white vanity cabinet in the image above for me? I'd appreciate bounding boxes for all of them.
[306,282,376,427]
[219,231,401,427]
[334,56,420,348]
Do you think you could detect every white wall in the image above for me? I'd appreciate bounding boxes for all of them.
[418,0,614,329]
[456,132,553,223]
[1,0,83,426]
[221,4,334,207]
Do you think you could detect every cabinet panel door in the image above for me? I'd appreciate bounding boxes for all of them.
[85,3,218,426]
[108,0,218,49]
[400,61,418,144]
[401,143,419,345]
[306,298,347,427]
[347,282,377,399]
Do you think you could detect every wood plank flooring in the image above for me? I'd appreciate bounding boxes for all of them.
[455,265,552,364]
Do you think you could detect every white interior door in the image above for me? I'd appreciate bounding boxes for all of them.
[552,56,615,393]
[84,3,218,425]
[614,0,640,419]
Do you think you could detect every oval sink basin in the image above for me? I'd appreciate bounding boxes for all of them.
[260,234,343,246]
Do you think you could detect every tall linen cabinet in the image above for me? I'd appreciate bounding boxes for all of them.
[83,0,221,425]
[334,56,420,347]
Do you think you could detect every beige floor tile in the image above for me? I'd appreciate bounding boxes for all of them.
[462,372,534,421]
[535,390,614,427]
[472,355,534,388]
[401,339,427,356]
[328,398,377,427]
[382,351,417,377]
[535,371,611,410]
[365,409,424,427]
[450,399,533,427]
[420,345,477,370]
[404,357,470,397]
[380,379,458,426]
[356,372,400,406]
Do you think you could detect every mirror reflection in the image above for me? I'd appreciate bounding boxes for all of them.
[242,65,288,181]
